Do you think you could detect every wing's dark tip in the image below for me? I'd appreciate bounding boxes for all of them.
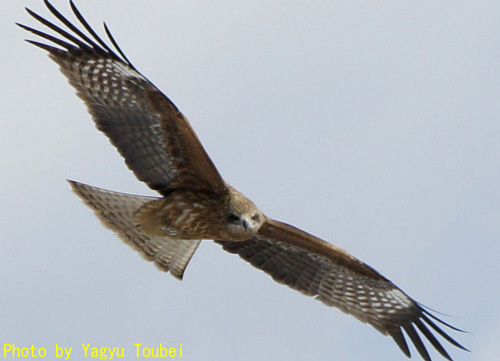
[103,22,134,68]
[421,311,470,352]
[19,0,132,67]
[385,304,468,361]
[420,304,469,335]
[24,40,60,54]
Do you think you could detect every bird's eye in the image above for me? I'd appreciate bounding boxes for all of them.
[251,214,261,222]
[227,213,240,223]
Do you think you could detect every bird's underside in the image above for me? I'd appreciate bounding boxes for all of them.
[19,1,467,360]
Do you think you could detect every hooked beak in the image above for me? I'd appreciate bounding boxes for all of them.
[242,219,250,231]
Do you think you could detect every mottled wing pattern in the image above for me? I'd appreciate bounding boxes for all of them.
[217,219,466,361]
[69,181,201,279]
[19,0,225,195]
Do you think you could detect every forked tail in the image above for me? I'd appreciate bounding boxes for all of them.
[68,180,201,279]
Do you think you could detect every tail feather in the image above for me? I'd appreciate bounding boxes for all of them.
[68,180,201,280]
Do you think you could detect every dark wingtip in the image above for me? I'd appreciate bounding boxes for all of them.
[404,323,431,361]
[421,312,470,352]
[23,39,56,52]
[390,328,412,358]
[103,21,135,68]
[25,6,40,20]
[420,305,469,335]
[15,21,26,30]
[414,318,454,360]
[386,301,468,361]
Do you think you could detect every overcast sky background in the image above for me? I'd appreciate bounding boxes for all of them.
[2,1,499,360]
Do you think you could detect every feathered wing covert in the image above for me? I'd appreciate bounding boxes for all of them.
[19,0,225,196]
[19,1,467,360]
[218,220,467,360]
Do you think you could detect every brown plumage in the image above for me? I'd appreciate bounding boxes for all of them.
[19,1,467,360]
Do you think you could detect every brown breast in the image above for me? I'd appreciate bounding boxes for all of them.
[134,189,229,240]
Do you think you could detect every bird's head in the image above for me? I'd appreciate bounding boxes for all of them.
[225,187,265,240]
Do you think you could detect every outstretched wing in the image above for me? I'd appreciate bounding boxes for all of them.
[18,0,226,195]
[217,219,467,361]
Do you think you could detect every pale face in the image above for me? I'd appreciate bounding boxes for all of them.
[225,188,265,240]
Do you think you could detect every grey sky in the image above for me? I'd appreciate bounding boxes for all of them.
[2,1,499,360]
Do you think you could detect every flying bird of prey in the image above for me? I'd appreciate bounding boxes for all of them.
[19,1,467,360]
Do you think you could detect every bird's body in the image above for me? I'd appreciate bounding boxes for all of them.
[136,189,228,240]
[136,186,263,241]
[19,1,467,360]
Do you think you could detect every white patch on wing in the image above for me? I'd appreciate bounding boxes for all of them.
[111,60,145,81]
[386,288,413,309]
